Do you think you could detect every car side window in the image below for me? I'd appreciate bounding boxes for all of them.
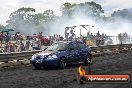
[78,43,85,49]
[68,43,74,50]
[73,43,79,50]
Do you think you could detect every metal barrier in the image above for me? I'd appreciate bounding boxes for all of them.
[0,44,132,68]
[0,50,41,62]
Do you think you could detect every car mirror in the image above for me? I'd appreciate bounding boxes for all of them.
[68,48,74,51]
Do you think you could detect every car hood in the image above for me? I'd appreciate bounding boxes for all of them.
[36,51,57,56]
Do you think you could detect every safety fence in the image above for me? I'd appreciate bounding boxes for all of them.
[0,44,132,68]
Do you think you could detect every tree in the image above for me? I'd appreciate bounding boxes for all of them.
[61,3,74,17]
[6,7,36,31]
[0,24,5,31]
[111,8,132,21]
[61,1,104,18]
[5,1,106,35]
[6,7,56,35]
[33,10,56,25]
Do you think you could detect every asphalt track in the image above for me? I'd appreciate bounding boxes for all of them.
[0,51,132,88]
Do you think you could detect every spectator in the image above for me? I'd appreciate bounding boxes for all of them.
[118,33,122,44]
[25,40,30,51]
[20,41,25,51]
[0,32,4,46]
[5,33,10,43]
[9,43,15,52]
[4,43,9,52]
[31,38,40,50]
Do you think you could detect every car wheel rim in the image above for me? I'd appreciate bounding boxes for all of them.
[60,60,66,68]
[86,57,91,64]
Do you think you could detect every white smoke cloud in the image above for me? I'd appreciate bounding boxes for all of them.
[49,15,132,37]
[0,0,92,25]
[47,2,132,38]
[0,0,132,25]
[0,0,132,40]
[95,0,132,14]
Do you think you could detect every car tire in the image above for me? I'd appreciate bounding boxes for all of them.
[33,65,42,70]
[59,57,66,69]
[84,54,91,65]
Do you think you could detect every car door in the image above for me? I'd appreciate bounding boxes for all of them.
[81,44,89,59]
[72,42,80,63]
[66,43,75,63]
[78,42,88,61]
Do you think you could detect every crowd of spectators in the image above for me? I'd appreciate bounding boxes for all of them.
[118,32,130,44]
[87,31,108,45]
[0,30,131,53]
[0,31,64,53]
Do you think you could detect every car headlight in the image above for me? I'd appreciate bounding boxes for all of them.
[46,55,58,60]
[31,54,36,60]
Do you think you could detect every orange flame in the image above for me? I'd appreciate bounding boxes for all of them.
[78,65,86,76]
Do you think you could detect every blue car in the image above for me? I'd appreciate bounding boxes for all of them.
[30,41,92,69]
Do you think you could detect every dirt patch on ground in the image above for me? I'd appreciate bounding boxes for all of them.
[0,51,132,88]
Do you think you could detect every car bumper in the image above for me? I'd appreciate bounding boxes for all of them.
[30,59,59,68]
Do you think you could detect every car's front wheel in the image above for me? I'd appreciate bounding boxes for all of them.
[59,57,66,69]
[33,65,42,70]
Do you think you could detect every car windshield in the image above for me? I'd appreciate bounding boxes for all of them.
[45,43,67,51]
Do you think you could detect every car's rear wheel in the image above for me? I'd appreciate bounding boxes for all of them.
[59,57,66,69]
[84,54,91,65]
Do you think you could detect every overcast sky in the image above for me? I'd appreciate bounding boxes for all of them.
[0,0,132,25]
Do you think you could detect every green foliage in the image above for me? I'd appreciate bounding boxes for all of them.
[0,24,5,30]
[60,3,74,17]
[6,7,36,30]
[61,1,104,18]
[111,8,132,21]
[6,7,56,31]
[6,1,132,33]
[5,1,106,34]
[17,7,35,12]
[7,1,132,33]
